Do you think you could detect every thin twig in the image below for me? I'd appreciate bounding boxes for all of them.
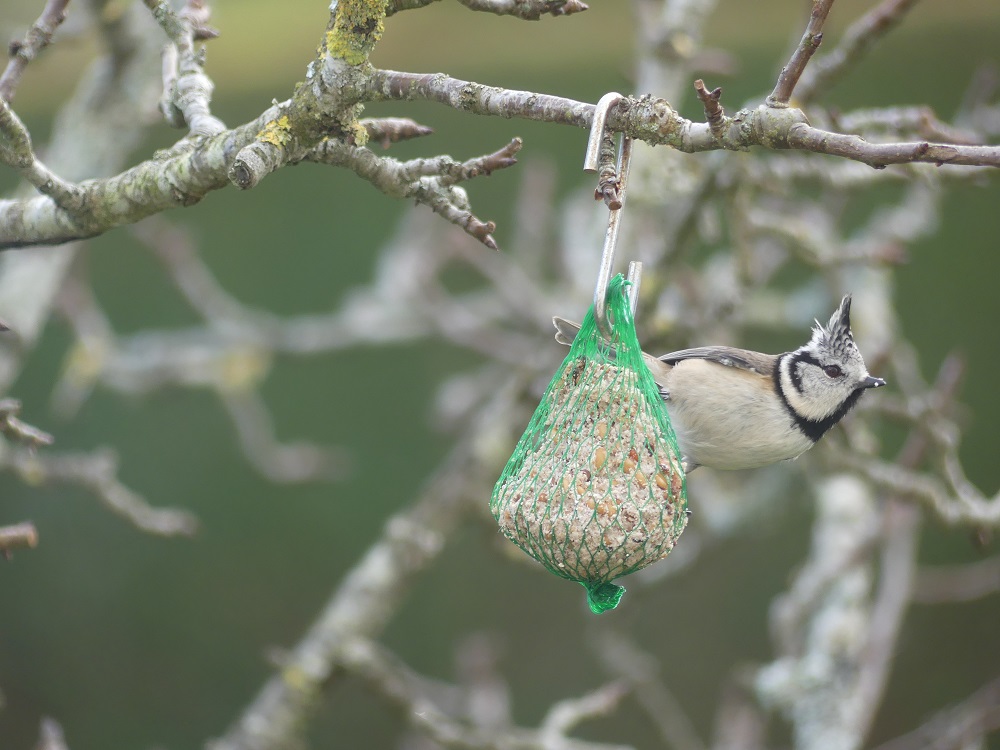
[361,116,434,148]
[539,681,632,743]
[590,627,707,750]
[797,0,924,103]
[455,0,589,19]
[210,383,517,750]
[0,521,38,558]
[767,0,836,107]
[0,398,54,448]
[339,637,632,750]
[710,672,766,750]
[143,0,225,135]
[218,389,352,484]
[0,97,81,206]
[0,0,71,102]
[35,717,70,750]
[872,676,1000,750]
[852,499,919,743]
[309,138,522,250]
[835,106,982,146]
[912,556,1000,604]
[848,353,967,745]
[7,448,198,537]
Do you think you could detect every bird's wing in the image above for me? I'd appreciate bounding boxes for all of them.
[659,346,777,377]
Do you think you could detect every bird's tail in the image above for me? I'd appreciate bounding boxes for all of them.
[552,316,582,346]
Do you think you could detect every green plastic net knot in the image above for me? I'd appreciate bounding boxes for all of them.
[584,581,626,614]
[491,274,688,613]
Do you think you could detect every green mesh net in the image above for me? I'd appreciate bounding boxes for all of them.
[491,274,688,613]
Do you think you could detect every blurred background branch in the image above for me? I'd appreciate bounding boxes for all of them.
[0,0,998,749]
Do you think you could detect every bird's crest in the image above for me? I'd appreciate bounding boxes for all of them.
[808,295,856,358]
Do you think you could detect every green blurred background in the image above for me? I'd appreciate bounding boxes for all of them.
[1,1,1000,748]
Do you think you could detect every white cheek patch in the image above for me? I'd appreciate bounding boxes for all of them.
[780,361,846,422]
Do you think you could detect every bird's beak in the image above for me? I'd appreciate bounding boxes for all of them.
[862,375,886,389]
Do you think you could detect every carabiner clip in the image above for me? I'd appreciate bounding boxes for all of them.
[584,92,641,340]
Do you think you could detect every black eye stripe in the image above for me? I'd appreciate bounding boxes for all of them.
[794,352,823,369]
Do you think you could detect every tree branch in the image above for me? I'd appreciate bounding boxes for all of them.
[6,447,198,537]
[337,637,630,750]
[0,0,71,102]
[35,717,70,750]
[455,0,589,19]
[786,123,1000,168]
[143,0,225,136]
[767,0,836,107]
[797,0,924,103]
[911,556,1000,605]
[0,96,82,206]
[0,520,38,558]
[4,62,1000,249]
[0,397,54,448]
[0,104,276,249]
[311,136,520,248]
[218,389,352,484]
[872,677,1000,750]
[386,0,588,18]
[209,387,513,750]
[834,106,983,146]
[591,626,707,750]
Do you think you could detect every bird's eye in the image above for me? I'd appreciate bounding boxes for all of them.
[824,365,843,378]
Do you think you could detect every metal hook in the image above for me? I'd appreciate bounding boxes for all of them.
[584,93,641,339]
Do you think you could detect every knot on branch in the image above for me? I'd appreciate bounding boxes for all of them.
[694,79,728,140]
[753,105,811,149]
[627,95,686,147]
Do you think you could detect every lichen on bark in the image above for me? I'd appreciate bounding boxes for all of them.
[324,0,389,66]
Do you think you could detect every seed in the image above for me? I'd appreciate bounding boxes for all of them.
[623,458,636,473]
[628,447,639,463]
[593,447,608,470]
[635,470,647,489]
[602,527,625,550]
[596,421,608,438]
[655,472,669,490]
